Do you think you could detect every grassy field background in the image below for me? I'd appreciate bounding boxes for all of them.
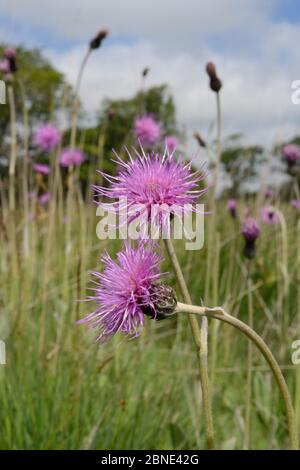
[1,195,299,450]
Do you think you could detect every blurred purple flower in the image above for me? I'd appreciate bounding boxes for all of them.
[261,205,280,225]
[28,191,36,200]
[78,242,165,342]
[59,148,85,167]
[282,144,300,168]
[28,212,35,222]
[94,147,208,233]
[134,115,162,146]
[0,59,10,74]
[227,198,237,218]
[264,188,273,199]
[241,218,260,259]
[4,48,16,60]
[291,199,300,210]
[33,124,61,153]
[38,192,51,205]
[165,136,179,152]
[33,163,50,175]
[2,47,17,73]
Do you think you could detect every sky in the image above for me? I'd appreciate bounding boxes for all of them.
[0,0,300,152]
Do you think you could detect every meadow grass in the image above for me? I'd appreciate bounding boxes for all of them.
[0,194,299,449]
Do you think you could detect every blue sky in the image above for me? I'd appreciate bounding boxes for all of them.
[1,0,300,153]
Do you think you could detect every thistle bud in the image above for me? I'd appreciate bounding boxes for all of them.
[206,61,217,79]
[3,47,17,74]
[193,131,206,148]
[142,67,149,78]
[142,284,177,321]
[241,218,260,259]
[89,29,109,50]
[206,61,222,93]
[209,76,222,93]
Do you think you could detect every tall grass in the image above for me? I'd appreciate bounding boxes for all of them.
[0,182,299,448]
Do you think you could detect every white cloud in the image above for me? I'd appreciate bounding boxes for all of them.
[1,0,300,150]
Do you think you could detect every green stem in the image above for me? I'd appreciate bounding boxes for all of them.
[164,238,215,449]
[176,302,299,450]
[70,48,91,149]
[8,83,17,213]
[245,262,253,449]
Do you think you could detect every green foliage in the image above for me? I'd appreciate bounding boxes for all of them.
[0,45,69,152]
[221,134,264,195]
[98,84,177,156]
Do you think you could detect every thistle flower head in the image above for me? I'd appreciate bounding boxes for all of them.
[264,187,273,199]
[33,124,61,153]
[165,136,179,152]
[78,242,175,342]
[59,148,85,167]
[291,199,300,210]
[94,147,208,232]
[0,59,10,74]
[261,205,280,225]
[282,144,300,167]
[206,61,222,92]
[33,163,51,175]
[241,217,260,259]
[4,48,16,60]
[38,192,51,205]
[2,47,17,73]
[134,115,162,147]
[227,198,237,218]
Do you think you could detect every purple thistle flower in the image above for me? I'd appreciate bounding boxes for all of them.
[33,124,61,153]
[165,136,179,152]
[264,187,273,199]
[2,47,17,73]
[33,163,51,175]
[38,192,51,205]
[0,59,10,74]
[78,242,175,342]
[227,198,237,218]
[4,48,16,60]
[282,144,300,168]
[28,212,35,222]
[134,115,162,147]
[291,199,300,210]
[59,148,85,167]
[241,217,260,259]
[94,147,208,233]
[261,205,280,225]
[28,191,36,200]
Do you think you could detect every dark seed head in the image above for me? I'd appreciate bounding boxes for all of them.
[89,29,109,50]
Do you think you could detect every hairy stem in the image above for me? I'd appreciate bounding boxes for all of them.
[176,302,298,450]
[164,238,215,449]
